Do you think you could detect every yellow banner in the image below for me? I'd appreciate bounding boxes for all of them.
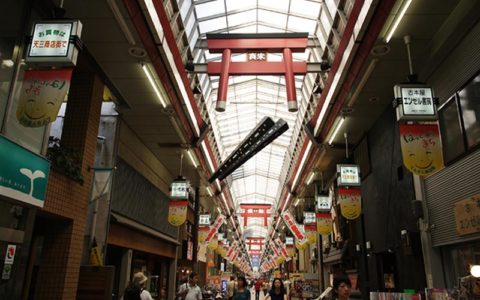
[338,187,362,220]
[198,226,209,243]
[207,234,218,250]
[167,200,188,226]
[316,212,333,235]
[400,124,444,176]
[295,239,308,250]
[17,69,73,127]
[304,224,317,244]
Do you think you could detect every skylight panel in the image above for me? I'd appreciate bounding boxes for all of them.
[288,15,317,34]
[195,0,225,19]
[258,9,288,29]
[226,0,256,12]
[289,0,321,19]
[228,10,257,28]
[199,17,227,34]
[258,0,289,12]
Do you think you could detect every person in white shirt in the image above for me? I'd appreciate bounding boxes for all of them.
[177,272,203,300]
[122,272,154,300]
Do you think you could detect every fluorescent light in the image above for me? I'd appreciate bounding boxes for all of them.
[306,172,315,185]
[143,0,164,44]
[221,193,228,209]
[293,198,301,207]
[206,186,213,197]
[215,179,222,192]
[385,0,412,43]
[347,59,378,107]
[107,0,136,45]
[186,149,198,168]
[281,193,293,213]
[201,141,216,173]
[217,207,222,214]
[328,117,345,145]
[142,64,167,108]
[291,140,312,190]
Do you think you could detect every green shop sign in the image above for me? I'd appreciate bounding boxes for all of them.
[0,136,50,207]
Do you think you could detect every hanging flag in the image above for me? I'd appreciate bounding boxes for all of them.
[399,123,444,176]
[295,239,309,250]
[304,224,317,244]
[282,211,306,241]
[227,241,238,261]
[316,212,333,235]
[198,226,210,243]
[167,200,188,226]
[338,187,362,220]
[286,244,295,257]
[205,215,225,242]
[16,69,73,127]
[275,238,291,261]
[207,234,218,250]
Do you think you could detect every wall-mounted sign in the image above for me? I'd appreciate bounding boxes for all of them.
[454,194,480,236]
[338,187,362,220]
[199,214,211,226]
[4,245,16,265]
[337,164,361,186]
[17,69,73,127]
[170,179,189,199]
[167,200,188,226]
[303,211,316,224]
[27,20,82,66]
[316,191,332,212]
[400,124,443,176]
[0,136,50,207]
[394,84,437,121]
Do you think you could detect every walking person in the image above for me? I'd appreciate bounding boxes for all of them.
[254,279,262,300]
[264,278,287,300]
[176,272,203,300]
[233,276,251,300]
[122,272,154,300]
[227,275,236,300]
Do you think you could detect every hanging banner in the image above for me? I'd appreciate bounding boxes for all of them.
[338,188,362,220]
[227,241,238,261]
[269,240,282,259]
[282,211,306,241]
[275,238,291,261]
[198,226,210,243]
[205,215,225,242]
[286,245,295,257]
[316,212,333,235]
[399,124,444,176]
[167,200,188,226]
[207,234,218,250]
[16,69,73,127]
[304,224,317,244]
[295,239,309,250]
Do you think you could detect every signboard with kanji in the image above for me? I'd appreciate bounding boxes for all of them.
[247,52,267,61]
[337,164,361,186]
[316,191,332,212]
[170,180,189,199]
[27,20,82,66]
[394,84,437,121]
[303,212,316,224]
[199,214,211,226]
[454,194,480,236]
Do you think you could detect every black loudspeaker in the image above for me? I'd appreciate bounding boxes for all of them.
[411,200,424,220]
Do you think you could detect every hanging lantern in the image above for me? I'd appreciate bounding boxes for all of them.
[316,212,333,235]
[167,200,188,226]
[338,187,362,220]
[198,226,209,243]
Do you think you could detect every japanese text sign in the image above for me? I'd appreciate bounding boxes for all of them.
[317,191,332,212]
[199,214,211,226]
[205,215,225,242]
[282,211,306,241]
[170,180,189,199]
[247,52,267,61]
[303,211,316,224]
[337,164,361,186]
[338,187,362,220]
[454,194,480,236]
[394,84,437,121]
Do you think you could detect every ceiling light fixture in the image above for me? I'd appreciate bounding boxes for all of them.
[293,198,301,207]
[327,116,345,145]
[106,0,136,45]
[186,148,198,168]
[385,0,412,43]
[206,186,213,197]
[201,141,216,174]
[142,63,167,108]
[347,58,378,107]
[217,207,222,214]
[306,172,315,185]
[291,140,312,190]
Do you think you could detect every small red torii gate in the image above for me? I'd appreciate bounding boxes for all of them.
[240,204,272,226]
[206,33,309,112]
[246,237,265,250]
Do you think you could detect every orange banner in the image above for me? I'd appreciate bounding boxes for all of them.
[167,200,188,226]
[338,188,362,220]
[399,124,444,176]
[17,69,73,127]
[316,212,333,235]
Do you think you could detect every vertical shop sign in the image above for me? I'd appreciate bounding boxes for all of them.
[394,84,437,121]
[0,136,50,207]
[198,226,210,243]
[16,69,73,127]
[275,238,291,261]
[304,224,317,244]
[205,215,225,242]
[399,124,443,176]
[338,188,362,220]
[167,200,188,226]
[2,245,16,280]
[282,211,306,241]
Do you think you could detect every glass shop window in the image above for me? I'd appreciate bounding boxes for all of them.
[458,74,480,148]
[438,95,466,164]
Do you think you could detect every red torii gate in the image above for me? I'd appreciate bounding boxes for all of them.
[246,237,265,250]
[206,33,309,112]
[240,204,272,226]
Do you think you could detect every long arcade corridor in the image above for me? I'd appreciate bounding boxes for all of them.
[1,0,480,299]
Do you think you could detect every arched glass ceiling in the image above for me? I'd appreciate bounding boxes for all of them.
[177,0,339,239]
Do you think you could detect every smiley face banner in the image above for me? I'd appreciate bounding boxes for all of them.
[16,69,73,127]
[316,212,333,235]
[167,200,188,226]
[338,187,362,220]
[399,124,443,176]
